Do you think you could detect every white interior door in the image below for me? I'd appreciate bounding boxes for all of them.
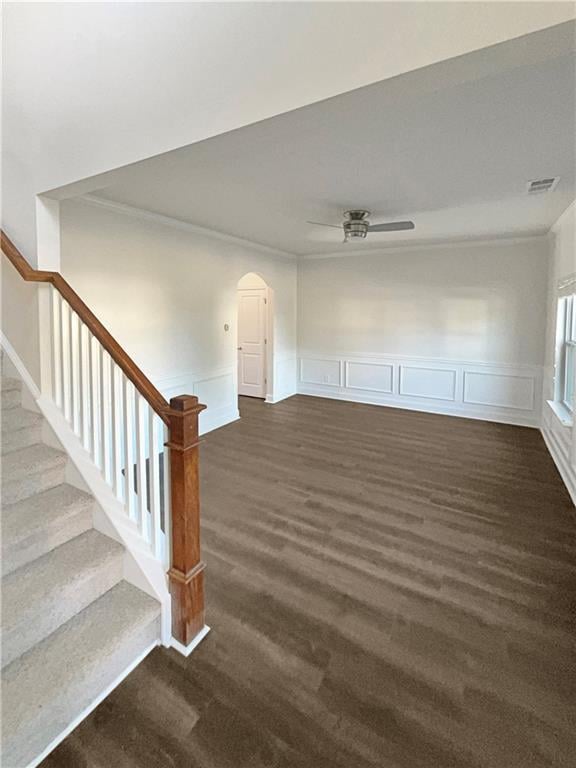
[237,288,267,398]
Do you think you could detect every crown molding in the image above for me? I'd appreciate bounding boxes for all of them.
[78,195,554,262]
[79,195,298,261]
[298,232,551,260]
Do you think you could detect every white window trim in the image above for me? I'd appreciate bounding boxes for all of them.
[547,399,573,428]
[552,293,576,427]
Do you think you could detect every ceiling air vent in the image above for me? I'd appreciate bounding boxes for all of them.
[527,177,559,194]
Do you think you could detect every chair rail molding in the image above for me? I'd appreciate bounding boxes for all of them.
[298,351,543,428]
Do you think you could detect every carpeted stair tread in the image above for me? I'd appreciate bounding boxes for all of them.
[1,581,160,768]
[2,529,124,668]
[2,484,94,576]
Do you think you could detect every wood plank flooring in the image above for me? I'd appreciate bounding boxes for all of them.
[43,395,576,768]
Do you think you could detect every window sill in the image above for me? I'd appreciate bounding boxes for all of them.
[546,400,573,428]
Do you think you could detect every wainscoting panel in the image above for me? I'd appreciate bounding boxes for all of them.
[541,395,576,505]
[399,365,457,401]
[300,358,342,387]
[345,361,393,394]
[298,353,542,427]
[155,368,239,435]
[463,371,534,411]
[195,372,235,410]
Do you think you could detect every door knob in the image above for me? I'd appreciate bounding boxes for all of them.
[237,346,242,350]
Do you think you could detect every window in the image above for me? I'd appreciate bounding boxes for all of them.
[555,294,576,414]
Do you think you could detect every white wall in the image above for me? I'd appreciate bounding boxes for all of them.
[1,260,41,384]
[541,201,576,501]
[13,193,556,434]
[60,199,297,434]
[4,3,574,260]
[3,4,573,388]
[297,238,549,426]
[60,200,551,431]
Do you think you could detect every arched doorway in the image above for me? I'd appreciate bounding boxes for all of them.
[237,272,272,400]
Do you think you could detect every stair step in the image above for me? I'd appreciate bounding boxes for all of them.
[1,581,160,768]
[1,375,21,390]
[1,529,124,668]
[1,443,67,503]
[2,405,41,433]
[2,407,43,454]
[1,376,22,410]
[2,484,94,576]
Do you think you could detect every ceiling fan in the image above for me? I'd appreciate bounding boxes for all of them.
[307,210,415,243]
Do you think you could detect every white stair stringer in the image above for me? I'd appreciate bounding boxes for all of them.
[1,344,162,766]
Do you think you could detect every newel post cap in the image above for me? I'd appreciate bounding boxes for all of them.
[169,395,207,414]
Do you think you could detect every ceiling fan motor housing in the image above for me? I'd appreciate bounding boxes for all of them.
[343,209,370,241]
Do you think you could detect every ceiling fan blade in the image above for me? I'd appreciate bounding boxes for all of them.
[368,220,415,232]
[306,220,342,230]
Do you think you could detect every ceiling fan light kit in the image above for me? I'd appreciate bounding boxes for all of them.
[343,210,371,242]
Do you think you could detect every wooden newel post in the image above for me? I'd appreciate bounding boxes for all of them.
[166,395,207,647]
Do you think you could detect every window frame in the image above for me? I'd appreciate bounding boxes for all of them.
[555,294,576,415]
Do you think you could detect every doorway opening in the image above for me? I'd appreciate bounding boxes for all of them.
[237,273,272,400]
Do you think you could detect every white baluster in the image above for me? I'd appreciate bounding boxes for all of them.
[51,288,63,409]
[148,410,163,559]
[45,291,173,559]
[99,347,112,483]
[70,311,82,437]
[60,301,71,423]
[35,285,174,565]
[135,395,150,542]
[110,362,124,500]
[161,422,171,567]
[80,325,93,454]
[123,377,136,521]
[90,335,101,467]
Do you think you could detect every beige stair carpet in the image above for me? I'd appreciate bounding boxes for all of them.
[1,353,161,768]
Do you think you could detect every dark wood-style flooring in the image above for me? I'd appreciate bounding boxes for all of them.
[43,395,576,768]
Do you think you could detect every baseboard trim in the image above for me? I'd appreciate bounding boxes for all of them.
[541,426,576,506]
[265,390,297,405]
[297,386,539,428]
[170,625,211,657]
[26,640,159,768]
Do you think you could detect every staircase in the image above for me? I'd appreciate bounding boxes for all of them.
[1,353,161,768]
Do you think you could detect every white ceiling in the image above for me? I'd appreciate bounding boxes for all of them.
[90,22,576,257]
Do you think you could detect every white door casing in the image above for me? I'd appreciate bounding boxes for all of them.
[238,288,267,398]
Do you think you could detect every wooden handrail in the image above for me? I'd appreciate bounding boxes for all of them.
[2,229,207,650]
[1,231,171,423]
